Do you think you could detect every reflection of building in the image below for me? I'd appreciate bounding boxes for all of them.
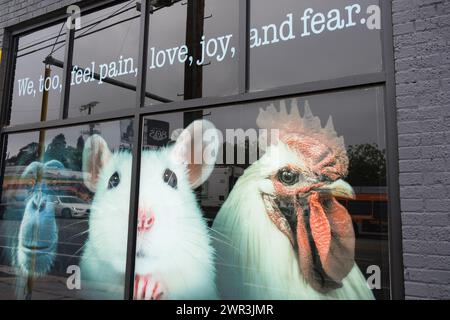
[200,166,244,208]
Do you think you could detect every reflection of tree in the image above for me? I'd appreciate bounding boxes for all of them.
[6,135,84,172]
[6,143,40,166]
[44,134,66,164]
[346,143,386,186]
[44,134,82,171]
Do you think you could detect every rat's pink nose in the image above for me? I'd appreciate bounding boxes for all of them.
[138,207,154,233]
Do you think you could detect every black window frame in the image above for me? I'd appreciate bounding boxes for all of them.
[0,0,404,300]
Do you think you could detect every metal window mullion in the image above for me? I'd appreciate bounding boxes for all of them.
[138,72,387,116]
[2,108,136,134]
[0,32,18,212]
[123,0,150,301]
[0,36,17,128]
[238,0,250,94]
[380,0,405,300]
[1,72,387,135]
[1,72,387,136]
[59,23,75,120]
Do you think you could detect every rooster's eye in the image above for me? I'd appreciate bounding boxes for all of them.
[278,168,299,186]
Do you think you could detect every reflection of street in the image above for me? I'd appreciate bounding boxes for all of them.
[0,218,88,300]
[0,216,390,300]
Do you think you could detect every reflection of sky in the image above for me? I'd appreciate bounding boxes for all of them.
[250,0,382,90]
[69,1,140,117]
[145,0,240,103]
[10,0,382,124]
[11,23,66,125]
[8,0,385,155]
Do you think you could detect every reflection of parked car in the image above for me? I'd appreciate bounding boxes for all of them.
[49,195,90,219]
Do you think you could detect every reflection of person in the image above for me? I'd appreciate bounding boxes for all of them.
[212,100,374,300]
[15,160,63,299]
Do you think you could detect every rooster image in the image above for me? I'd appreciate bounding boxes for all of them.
[212,99,374,300]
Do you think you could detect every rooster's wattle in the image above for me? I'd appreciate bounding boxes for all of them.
[212,100,374,300]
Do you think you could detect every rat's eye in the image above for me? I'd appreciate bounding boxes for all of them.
[163,169,177,189]
[108,172,120,189]
[278,168,300,186]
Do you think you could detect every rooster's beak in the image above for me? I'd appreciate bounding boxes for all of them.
[263,178,356,293]
[320,179,355,200]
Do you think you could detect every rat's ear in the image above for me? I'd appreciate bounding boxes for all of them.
[171,120,220,189]
[82,135,112,192]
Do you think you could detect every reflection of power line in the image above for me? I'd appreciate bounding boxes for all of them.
[18,0,189,58]
[17,14,140,59]
[19,1,136,51]
[44,56,172,103]
[75,0,136,44]
[18,2,138,58]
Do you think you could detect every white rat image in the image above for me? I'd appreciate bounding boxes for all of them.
[79,120,220,300]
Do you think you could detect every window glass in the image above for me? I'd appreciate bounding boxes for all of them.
[136,87,389,300]
[250,0,383,91]
[0,119,133,299]
[10,23,66,125]
[145,0,240,105]
[68,1,140,117]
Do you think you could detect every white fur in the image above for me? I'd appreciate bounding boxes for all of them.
[135,150,217,300]
[212,144,375,300]
[80,121,219,300]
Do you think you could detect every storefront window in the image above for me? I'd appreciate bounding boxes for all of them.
[9,23,66,125]
[250,0,383,91]
[145,0,240,105]
[1,0,395,301]
[0,120,133,299]
[136,86,389,300]
[68,1,140,117]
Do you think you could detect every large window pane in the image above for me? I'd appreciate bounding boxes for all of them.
[145,0,240,105]
[250,0,383,91]
[68,1,140,117]
[136,87,389,300]
[9,23,66,126]
[0,120,133,299]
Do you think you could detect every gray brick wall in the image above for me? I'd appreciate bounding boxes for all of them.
[393,0,450,300]
[1,0,450,300]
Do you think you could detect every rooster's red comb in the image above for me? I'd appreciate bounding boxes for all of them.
[257,99,349,180]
